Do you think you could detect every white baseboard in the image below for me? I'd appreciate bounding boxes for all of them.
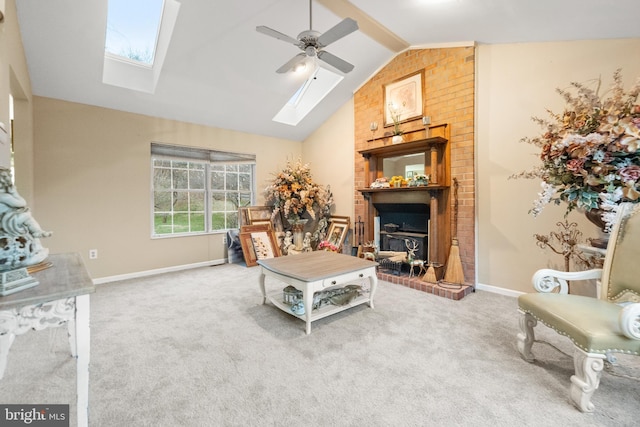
[92,258,228,285]
[92,262,526,298]
[475,282,524,298]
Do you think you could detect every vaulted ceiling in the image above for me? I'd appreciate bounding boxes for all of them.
[15,0,640,141]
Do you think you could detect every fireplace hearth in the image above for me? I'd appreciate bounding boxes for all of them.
[376,270,473,300]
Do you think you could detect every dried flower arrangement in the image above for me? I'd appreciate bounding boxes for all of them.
[264,159,333,224]
[512,69,640,231]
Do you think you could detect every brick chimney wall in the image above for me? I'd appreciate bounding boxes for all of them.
[353,47,476,285]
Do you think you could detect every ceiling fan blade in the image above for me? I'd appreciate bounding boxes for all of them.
[276,53,307,74]
[256,25,301,46]
[317,50,354,74]
[317,18,358,48]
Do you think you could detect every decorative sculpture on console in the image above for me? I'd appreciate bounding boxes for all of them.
[302,232,312,252]
[0,168,52,295]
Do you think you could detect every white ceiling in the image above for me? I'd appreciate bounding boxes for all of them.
[15,0,640,142]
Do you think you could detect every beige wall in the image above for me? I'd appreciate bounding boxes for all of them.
[476,38,640,294]
[33,97,301,279]
[302,98,355,221]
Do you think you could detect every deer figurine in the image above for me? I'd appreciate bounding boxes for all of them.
[405,239,426,278]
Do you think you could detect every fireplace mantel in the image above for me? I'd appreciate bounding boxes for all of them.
[357,124,451,265]
[358,186,447,196]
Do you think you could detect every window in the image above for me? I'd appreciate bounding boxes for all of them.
[151,143,255,237]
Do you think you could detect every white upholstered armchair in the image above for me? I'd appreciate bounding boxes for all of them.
[517,202,640,412]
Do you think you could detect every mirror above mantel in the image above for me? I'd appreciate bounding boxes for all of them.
[357,134,450,191]
[383,153,425,180]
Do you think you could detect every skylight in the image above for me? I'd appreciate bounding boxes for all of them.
[273,66,344,126]
[102,0,180,93]
[105,0,164,65]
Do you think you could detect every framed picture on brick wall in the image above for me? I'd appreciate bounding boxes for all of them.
[383,70,424,127]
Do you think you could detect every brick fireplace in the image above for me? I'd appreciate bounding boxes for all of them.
[353,46,476,292]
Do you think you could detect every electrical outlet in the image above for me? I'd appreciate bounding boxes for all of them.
[222,235,227,245]
[89,249,98,259]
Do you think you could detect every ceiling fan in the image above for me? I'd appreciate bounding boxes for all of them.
[256,0,358,74]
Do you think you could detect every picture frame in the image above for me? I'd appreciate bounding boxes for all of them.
[239,232,259,267]
[240,205,284,232]
[239,222,280,267]
[240,223,273,234]
[238,207,250,227]
[246,205,272,222]
[383,70,424,127]
[325,216,351,250]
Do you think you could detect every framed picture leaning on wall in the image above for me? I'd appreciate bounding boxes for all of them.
[239,223,280,267]
[325,216,351,250]
[240,205,284,232]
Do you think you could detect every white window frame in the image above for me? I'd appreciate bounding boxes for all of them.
[151,143,256,238]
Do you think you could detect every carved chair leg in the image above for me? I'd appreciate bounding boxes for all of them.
[517,310,536,362]
[570,348,605,412]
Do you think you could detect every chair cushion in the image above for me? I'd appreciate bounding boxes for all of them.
[518,293,640,355]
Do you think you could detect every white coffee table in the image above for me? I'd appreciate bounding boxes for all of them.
[258,251,378,334]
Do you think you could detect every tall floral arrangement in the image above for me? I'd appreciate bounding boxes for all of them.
[513,69,640,231]
[388,102,405,135]
[264,159,333,223]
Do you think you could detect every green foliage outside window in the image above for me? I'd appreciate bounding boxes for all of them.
[152,158,253,236]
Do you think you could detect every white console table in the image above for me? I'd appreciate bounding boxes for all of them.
[0,253,94,427]
[258,251,378,334]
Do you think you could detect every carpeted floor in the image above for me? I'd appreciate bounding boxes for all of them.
[0,262,638,426]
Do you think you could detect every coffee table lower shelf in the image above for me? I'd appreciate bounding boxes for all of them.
[267,291,371,323]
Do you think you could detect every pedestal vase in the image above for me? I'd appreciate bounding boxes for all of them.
[290,219,308,251]
[585,209,609,249]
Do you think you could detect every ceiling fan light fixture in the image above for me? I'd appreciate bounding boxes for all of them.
[256,0,358,75]
[293,56,319,76]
